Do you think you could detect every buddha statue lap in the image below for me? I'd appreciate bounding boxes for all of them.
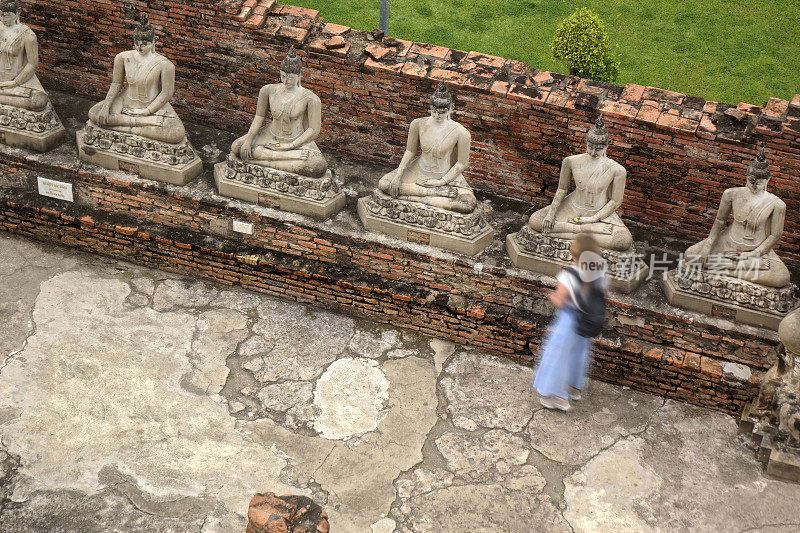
[507,117,647,293]
[665,151,798,329]
[77,14,201,185]
[357,83,493,256]
[215,47,344,219]
[0,0,64,152]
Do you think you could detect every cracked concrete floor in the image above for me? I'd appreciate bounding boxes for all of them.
[1,233,800,532]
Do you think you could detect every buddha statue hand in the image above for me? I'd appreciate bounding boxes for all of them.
[542,213,556,233]
[0,80,15,89]
[122,106,150,117]
[436,186,458,198]
[572,216,595,224]
[416,176,445,188]
[97,101,112,127]
[727,250,761,261]
[387,169,405,197]
[265,141,290,151]
[240,135,255,160]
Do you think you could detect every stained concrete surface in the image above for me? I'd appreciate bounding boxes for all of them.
[0,233,799,532]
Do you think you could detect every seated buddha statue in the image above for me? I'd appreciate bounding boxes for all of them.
[230,46,328,179]
[87,14,186,145]
[377,82,477,214]
[527,116,633,251]
[0,0,49,112]
[684,150,790,288]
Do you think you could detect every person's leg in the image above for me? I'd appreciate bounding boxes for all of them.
[567,336,594,396]
[533,310,577,400]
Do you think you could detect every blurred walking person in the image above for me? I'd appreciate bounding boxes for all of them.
[533,233,608,411]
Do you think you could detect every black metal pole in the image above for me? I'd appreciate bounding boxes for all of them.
[379,0,389,35]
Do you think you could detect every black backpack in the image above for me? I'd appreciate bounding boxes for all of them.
[567,269,607,338]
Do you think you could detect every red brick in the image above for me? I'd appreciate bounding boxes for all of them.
[597,100,638,121]
[322,23,350,35]
[724,107,748,122]
[621,83,646,102]
[409,42,451,59]
[365,43,392,61]
[762,97,789,118]
[276,25,308,43]
[636,104,661,124]
[701,357,724,379]
[324,35,346,49]
[642,86,684,104]
[657,112,698,134]
[429,68,467,86]
[697,115,717,140]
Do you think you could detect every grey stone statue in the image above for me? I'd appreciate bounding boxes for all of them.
[526,116,632,250]
[739,308,800,482]
[358,83,493,256]
[665,150,796,329]
[230,46,328,179]
[684,150,790,288]
[377,82,477,214]
[507,116,647,292]
[78,14,201,184]
[214,46,344,219]
[87,14,185,144]
[0,0,64,151]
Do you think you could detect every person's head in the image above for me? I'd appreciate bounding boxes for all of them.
[746,149,771,194]
[280,46,302,88]
[570,233,605,281]
[430,82,453,122]
[586,116,610,159]
[133,14,156,55]
[0,0,20,27]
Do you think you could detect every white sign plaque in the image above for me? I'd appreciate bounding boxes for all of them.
[37,177,74,202]
[232,220,254,235]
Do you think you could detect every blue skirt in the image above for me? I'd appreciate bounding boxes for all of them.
[533,307,593,399]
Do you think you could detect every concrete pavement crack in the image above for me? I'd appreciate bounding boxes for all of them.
[740,524,800,533]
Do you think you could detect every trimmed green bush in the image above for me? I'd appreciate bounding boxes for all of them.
[551,7,620,83]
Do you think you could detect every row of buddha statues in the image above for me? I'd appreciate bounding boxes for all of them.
[0,7,796,329]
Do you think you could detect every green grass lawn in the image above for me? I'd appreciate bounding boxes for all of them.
[292,0,799,106]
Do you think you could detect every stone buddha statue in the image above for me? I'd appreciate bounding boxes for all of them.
[78,14,200,184]
[665,150,797,329]
[87,14,185,144]
[0,0,47,111]
[229,46,327,179]
[507,116,646,292]
[526,116,632,250]
[215,47,343,218]
[683,150,790,288]
[0,0,64,151]
[377,82,477,214]
[358,83,493,256]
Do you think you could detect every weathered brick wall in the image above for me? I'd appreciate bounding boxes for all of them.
[21,0,800,271]
[0,146,775,413]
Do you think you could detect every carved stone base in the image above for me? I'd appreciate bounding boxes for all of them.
[739,402,800,483]
[357,195,494,256]
[664,271,798,330]
[0,103,65,152]
[506,230,649,294]
[76,124,202,185]
[213,159,345,219]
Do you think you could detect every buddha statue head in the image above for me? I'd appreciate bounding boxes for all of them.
[133,14,156,56]
[0,0,20,26]
[430,82,453,123]
[586,116,610,159]
[746,149,771,194]
[280,46,303,88]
